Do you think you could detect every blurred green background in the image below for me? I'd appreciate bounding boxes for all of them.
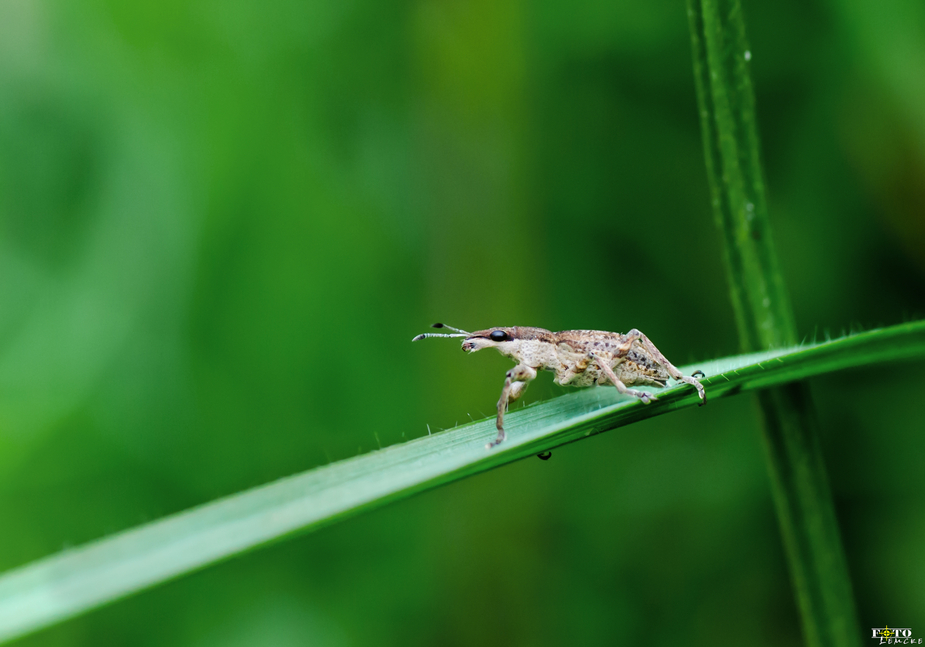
[1,0,924,644]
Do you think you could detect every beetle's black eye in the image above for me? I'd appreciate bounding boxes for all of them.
[489,330,509,342]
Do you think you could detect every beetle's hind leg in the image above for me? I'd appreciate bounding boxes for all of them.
[620,329,706,404]
[489,364,537,449]
[591,353,658,404]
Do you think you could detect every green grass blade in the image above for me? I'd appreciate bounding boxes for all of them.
[688,0,862,644]
[1,320,923,643]
[688,0,796,351]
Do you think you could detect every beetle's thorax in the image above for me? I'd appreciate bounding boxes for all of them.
[502,337,562,369]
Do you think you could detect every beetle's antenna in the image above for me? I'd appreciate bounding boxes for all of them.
[411,332,468,341]
[411,322,471,342]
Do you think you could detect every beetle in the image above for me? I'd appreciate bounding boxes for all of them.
[413,323,706,449]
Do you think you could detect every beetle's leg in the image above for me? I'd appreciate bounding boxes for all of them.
[555,353,593,386]
[619,329,706,404]
[489,364,537,449]
[554,343,596,386]
[508,379,531,403]
[591,353,658,404]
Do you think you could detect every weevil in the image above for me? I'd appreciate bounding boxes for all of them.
[413,323,706,449]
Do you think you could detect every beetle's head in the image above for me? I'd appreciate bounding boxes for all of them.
[459,327,520,357]
[412,323,542,362]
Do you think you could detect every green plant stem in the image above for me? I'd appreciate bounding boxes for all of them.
[687,1,861,645]
[1,320,924,644]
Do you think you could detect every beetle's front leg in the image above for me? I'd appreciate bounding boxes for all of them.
[489,364,537,449]
[619,329,706,404]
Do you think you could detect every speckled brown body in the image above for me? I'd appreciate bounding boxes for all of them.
[413,323,706,449]
[548,329,671,388]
